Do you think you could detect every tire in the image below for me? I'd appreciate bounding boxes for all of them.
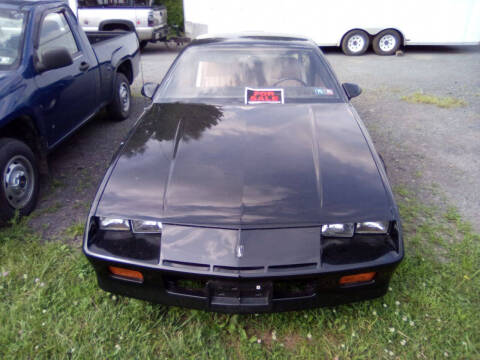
[341,30,370,56]
[0,138,39,225]
[107,27,129,33]
[372,29,401,56]
[140,40,149,50]
[107,72,131,121]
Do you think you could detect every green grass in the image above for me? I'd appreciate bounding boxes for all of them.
[401,92,467,108]
[64,222,85,241]
[0,190,479,359]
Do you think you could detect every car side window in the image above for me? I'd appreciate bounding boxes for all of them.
[78,0,132,8]
[38,12,78,63]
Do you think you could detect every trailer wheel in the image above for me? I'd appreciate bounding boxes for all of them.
[373,29,401,55]
[0,138,39,225]
[341,30,370,56]
[107,72,131,121]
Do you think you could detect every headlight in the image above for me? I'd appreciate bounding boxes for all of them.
[321,221,389,237]
[356,221,388,234]
[99,217,130,231]
[98,217,162,234]
[132,220,163,234]
[321,223,354,237]
[91,217,162,264]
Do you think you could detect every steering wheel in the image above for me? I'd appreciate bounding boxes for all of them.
[273,78,307,87]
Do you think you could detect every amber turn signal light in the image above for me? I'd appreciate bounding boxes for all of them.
[109,266,144,282]
[339,272,376,285]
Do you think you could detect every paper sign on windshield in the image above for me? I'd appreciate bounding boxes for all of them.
[245,88,284,104]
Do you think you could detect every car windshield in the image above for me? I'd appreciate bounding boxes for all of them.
[156,44,341,104]
[0,9,26,69]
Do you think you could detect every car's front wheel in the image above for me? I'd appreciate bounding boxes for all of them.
[0,138,39,225]
[107,72,131,121]
[341,30,370,56]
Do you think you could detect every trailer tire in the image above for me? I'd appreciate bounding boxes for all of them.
[107,72,131,121]
[0,138,39,225]
[341,30,370,56]
[372,29,401,56]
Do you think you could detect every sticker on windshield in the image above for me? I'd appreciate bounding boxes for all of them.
[314,88,334,96]
[245,88,284,104]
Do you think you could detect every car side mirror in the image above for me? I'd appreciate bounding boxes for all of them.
[141,82,158,99]
[36,47,73,73]
[342,83,362,100]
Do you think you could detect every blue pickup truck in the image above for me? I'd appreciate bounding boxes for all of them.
[0,0,140,224]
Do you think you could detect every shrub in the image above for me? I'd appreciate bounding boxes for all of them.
[155,0,184,30]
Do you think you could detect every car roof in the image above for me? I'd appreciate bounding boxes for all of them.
[192,32,317,48]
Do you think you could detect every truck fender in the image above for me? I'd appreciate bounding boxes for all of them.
[0,115,49,173]
[116,60,134,84]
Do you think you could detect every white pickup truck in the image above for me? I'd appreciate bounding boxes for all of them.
[68,0,168,49]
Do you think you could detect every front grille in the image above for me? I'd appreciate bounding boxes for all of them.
[213,266,264,274]
[268,263,317,272]
[273,279,317,299]
[164,275,318,300]
[165,276,208,297]
[163,260,210,272]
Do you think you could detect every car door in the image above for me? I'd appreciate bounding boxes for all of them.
[33,9,96,147]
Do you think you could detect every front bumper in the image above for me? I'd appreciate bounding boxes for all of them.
[84,222,403,313]
[88,257,399,313]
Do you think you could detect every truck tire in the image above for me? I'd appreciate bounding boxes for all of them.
[0,138,39,225]
[372,29,401,56]
[140,41,149,50]
[341,30,370,56]
[107,72,131,121]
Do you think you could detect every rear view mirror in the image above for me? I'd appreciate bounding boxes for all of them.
[342,83,362,100]
[36,47,73,73]
[141,82,158,99]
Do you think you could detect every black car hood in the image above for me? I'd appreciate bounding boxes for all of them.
[96,102,392,228]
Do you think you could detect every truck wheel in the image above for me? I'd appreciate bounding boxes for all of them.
[372,29,401,56]
[0,138,39,225]
[107,72,131,121]
[341,30,370,56]
[140,41,149,50]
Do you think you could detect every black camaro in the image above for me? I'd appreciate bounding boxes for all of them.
[83,34,403,313]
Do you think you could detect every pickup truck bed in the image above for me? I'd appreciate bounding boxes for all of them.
[86,31,140,110]
[76,2,168,47]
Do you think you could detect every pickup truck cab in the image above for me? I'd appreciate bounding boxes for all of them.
[0,0,140,224]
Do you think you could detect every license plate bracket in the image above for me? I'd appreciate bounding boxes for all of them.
[208,280,273,307]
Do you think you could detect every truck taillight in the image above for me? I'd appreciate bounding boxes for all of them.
[148,11,154,27]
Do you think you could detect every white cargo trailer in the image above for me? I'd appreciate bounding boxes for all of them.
[183,0,480,55]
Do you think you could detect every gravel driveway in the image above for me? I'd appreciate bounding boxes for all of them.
[29,43,480,239]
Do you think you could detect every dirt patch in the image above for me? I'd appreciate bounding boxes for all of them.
[282,332,305,351]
